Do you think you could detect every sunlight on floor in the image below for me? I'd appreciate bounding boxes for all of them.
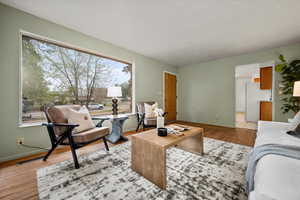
[235,112,257,130]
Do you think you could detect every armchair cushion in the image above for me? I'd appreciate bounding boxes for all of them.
[47,107,67,123]
[48,105,81,121]
[46,105,80,136]
[136,101,156,114]
[47,106,68,136]
[144,102,158,118]
[144,117,157,126]
[68,106,95,133]
[69,127,109,144]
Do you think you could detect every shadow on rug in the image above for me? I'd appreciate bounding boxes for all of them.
[37,138,251,200]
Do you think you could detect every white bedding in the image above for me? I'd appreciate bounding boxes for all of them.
[255,121,300,147]
[252,121,300,200]
[249,191,276,200]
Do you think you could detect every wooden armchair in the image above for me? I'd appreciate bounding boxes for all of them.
[42,105,110,169]
[136,101,167,132]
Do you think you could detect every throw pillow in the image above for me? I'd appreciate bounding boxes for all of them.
[289,111,300,130]
[287,122,300,139]
[47,106,67,123]
[47,106,68,136]
[67,106,95,133]
[295,122,300,133]
[144,103,158,118]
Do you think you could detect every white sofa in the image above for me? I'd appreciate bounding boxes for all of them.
[249,121,300,200]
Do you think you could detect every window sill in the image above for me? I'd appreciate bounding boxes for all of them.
[19,113,136,128]
[18,122,43,128]
[92,112,136,118]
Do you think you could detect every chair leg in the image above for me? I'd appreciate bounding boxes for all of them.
[67,134,80,169]
[43,135,65,161]
[43,145,57,161]
[136,120,143,132]
[103,137,109,151]
[142,121,146,131]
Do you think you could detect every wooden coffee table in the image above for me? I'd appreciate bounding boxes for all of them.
[131,124,204,189]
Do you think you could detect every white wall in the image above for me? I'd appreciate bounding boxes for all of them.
[246,82,272,122]
[235,63,273,122]
[0,4,177,162]
[235,78,250,112]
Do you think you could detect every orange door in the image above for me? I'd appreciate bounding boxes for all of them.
[260,101,272,121]
[260,66,272,90]
[164,72,177,122]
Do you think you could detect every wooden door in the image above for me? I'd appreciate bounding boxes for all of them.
[164,72,177,122]
[260,101,272,121]
[260,66,272,90]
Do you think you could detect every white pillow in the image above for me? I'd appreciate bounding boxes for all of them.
[289,111,300,130]
[68,106,95,133]
[144,103,158,118]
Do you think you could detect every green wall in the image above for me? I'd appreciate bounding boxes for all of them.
[2,2,300,163]
[178,44,300,127]
[0,4,177,162]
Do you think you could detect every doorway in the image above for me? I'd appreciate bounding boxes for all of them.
[164,72,177,122]
[235,62,273,130]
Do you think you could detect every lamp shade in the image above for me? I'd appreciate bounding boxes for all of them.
[107,86,122,97]
[293,81,300,96]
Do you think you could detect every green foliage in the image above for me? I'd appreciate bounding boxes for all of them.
[121,65,132,98]
[22,38,50,106]
[275,54,300,114]
[22,36,132,114]
[116,82,130,99]
[35,40,114,107]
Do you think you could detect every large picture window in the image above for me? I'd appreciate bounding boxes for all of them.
[21,34,133,124]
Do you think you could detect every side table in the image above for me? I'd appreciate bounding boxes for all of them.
[92,114,129,143]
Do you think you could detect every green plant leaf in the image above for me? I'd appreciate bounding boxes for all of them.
[277,54,300,114]
[279,54,286,62]
[275,63,285,72]
[289,60,300,67]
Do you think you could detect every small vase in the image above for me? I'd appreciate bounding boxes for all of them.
[157,116,164,128]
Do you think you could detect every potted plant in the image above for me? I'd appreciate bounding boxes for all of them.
[275,55,300,114]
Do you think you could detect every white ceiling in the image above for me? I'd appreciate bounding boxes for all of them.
[2,0,300,67]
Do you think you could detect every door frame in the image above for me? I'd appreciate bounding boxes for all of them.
[259,61,276,121]
[163,71,178,120]
[234,61,275,128]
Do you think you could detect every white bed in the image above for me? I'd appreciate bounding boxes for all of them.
[249,121,300,200]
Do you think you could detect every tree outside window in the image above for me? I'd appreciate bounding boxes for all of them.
[22,35,132,124]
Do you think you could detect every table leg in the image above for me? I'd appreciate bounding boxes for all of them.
[95,119,106,127]
[120,135,128,141]
[106,118,126,143]
[131,137,166,189]
[176,132,204,155]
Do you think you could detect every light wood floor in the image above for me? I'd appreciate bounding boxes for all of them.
[0,121,256,200]
[235,112,257,130]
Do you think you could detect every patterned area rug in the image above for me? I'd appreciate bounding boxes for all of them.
[37,138,251,200]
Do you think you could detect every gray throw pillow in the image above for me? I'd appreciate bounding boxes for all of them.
[289,111,300,130]
[287,123,300,139]
[294,123,300,134]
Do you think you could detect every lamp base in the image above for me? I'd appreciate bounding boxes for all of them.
[112,98,118,115]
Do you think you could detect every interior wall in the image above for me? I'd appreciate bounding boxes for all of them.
[235,78,249,112]
[235,63,272,123]
[178,44,300,127]
[0,4,177,162]
[245,82,272,122]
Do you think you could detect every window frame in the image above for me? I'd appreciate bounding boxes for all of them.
[18,30,135,127]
